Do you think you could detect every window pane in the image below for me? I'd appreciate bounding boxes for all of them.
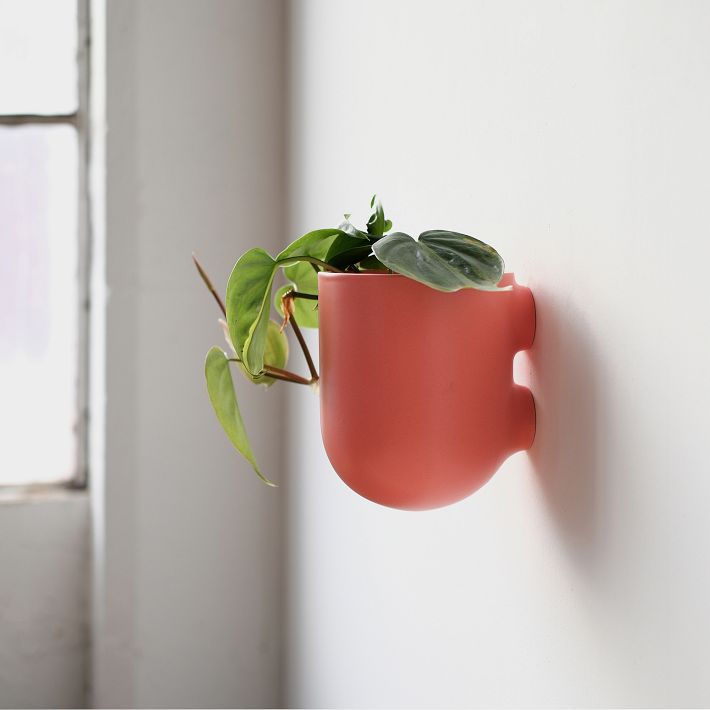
[0,125,79,485]
[0,0,78,115]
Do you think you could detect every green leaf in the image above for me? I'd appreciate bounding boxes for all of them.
[278,227,362,261]
[205,347,275,486]
[420,231,505,285]
[228,229,349,374]
[275,260,320,327]
[238,319,289,386]
[324,233,373,269]
[366,195,386,237]
[225,211,386,377]
[338,218,370,240]
[227,229,347,375]
[283,260,318,294]
[226,248,278,376]
[274,283,319,328]
[263,319,289,371]
[383,219,392,233]
[357,254,389,271]
[372,230,507,292]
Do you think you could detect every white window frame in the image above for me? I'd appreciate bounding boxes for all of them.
[0,0,90,490]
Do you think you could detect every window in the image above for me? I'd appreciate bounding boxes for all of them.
[0,0,88,487]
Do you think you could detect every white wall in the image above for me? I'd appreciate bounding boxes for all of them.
[0,493,88,709]
[91,1,286,706]
[285,1,710,707]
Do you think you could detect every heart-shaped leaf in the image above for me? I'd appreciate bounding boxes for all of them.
[226,248,278,376]
[205,346,275,486]
[372,230,506,292]
[278,227,364,261]
[324,233,374,269]
[228,230,353,375]
[238,319,289,387]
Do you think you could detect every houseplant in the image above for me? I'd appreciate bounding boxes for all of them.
[195,197,535,508]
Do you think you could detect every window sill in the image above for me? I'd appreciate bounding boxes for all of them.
[0,482,88,506]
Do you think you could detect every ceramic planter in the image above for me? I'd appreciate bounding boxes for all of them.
[318,272,536,510]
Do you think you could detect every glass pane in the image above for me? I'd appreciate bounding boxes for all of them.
[0,125,78,485]
[0,0,78,115]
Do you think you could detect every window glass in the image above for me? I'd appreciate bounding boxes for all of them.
[0,0,78,114]
[0,125,79,485]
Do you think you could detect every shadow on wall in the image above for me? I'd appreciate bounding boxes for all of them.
[528,286,602,574]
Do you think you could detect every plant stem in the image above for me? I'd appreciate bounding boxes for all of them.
[280,256,345,273]
[228,358,315,386]
[279,290,320,381]
[263,365,315,386]
[289,315,319,380]
[196,254,323,386]
[290,291,319,301]
[192,253,227,317]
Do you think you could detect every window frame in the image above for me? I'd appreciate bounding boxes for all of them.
[0,0,90,491]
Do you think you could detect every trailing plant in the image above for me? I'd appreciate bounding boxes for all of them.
[194,196,507,484]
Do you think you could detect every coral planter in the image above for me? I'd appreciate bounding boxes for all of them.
[318,272,536,510]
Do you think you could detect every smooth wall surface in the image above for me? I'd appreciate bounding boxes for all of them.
[91,1,286,707]
[285,1,710,707]
[0,494,88,708]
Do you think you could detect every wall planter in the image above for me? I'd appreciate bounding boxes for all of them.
[319,272,535,510]
[197,196,536,510]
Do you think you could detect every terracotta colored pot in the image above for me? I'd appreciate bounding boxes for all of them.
[318,272,535,510]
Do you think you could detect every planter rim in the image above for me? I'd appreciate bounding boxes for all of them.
[319,271,515,282]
